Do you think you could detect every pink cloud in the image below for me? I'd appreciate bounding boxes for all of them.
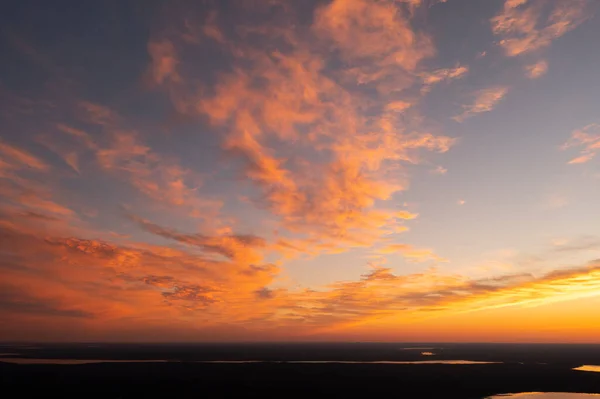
[491,0,589,57]
[147,39,180,85]
[524,59,548,79]
[453,86,509,122]
[562,124,600,164]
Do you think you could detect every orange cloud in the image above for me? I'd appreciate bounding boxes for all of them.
[313,0,434,71]
[0,140,75,221]
[186,11,453,251]
[491,0,589,57]
[453,86,509,122]
[385,100,413,112]
[524,59,548,79]
[562,124,600,164]
[0,222,280,335]
[147,39,180,85]
[0,140,49,173]
[419,65,469,92]
[312,0,434,92]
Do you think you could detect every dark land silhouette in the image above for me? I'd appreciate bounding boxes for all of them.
[2,343,600,398]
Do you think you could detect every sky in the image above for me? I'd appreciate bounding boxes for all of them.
[1,0,600,343]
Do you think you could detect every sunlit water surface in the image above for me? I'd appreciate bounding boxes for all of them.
[573,365,600,373]
[488,394,600,398]
[198,360,498,364]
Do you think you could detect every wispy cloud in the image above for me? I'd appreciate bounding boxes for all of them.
[524,59,548,79]
[50,102,223,220]
[552,236,600,253]
[562,124,600,164]
[129,214,267,264]
[0,140,75,220]
[419,65,469,93]
[453,86,509,122]
[491,0,589,57]
[147,39,180,86]
[0,140,49,173]
[431,165,448,175]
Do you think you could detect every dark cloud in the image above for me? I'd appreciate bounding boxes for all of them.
[162,284,218,305]
[128,214,267,260]
[363,268,401,281]
[45,237,119,258]
[255,287,274,299]
[240,264,278,277]
[541,261,600,281]
[467,273,534,290]
[143,275,175,288]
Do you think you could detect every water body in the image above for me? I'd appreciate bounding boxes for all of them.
[399,347,437,356]
[399,347,437,350]
[197,360,499,365]
[573,365,600,373]
[487,394,600,398]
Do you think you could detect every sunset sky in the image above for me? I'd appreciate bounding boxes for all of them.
[1,0,599,342]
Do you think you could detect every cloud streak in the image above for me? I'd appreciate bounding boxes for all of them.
[0,140,49,173]
[453,86,509,122]
[562,124,600,164]
[129,214,267,264]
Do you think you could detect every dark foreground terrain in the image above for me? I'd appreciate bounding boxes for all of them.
[2,343,600,398]
[3,361,600,398]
